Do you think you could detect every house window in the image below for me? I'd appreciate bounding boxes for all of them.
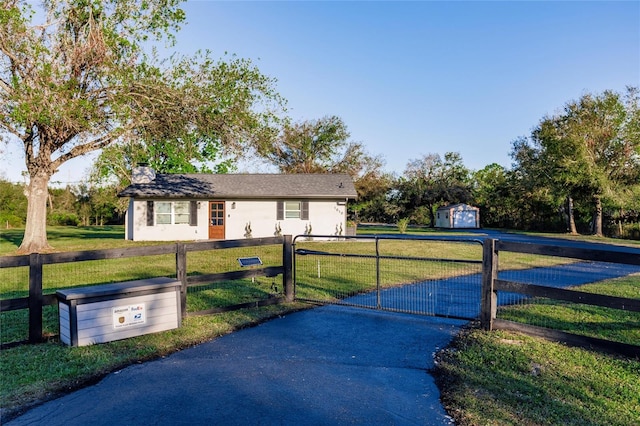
[277,201,309,220]
[155,201,190,225]
[285,201,301,218]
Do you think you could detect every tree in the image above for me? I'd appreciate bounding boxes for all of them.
[1,0,283,252]
[260,115,357,174]
[0,178,27,227]
[512,88,640,236]
[259,115,387,222]
[398,152,471,226]
[472,163,513,228]
[348,155,394,223]
[509,136,567,232]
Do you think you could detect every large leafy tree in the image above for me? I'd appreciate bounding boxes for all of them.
[472,163,515,228]
[260,115,368,174]
[259,115,386,221]
[512,88,640,236]
[509,136,568,232]
[1,0,283,252]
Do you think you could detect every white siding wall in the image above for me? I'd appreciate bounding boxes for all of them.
[125,199,134,240]
[128,199,209,241]
[127,198,348,241]
[225,199,347,239]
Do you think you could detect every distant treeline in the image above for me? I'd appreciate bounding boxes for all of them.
[3,166,640,240]
[0,180,125,228]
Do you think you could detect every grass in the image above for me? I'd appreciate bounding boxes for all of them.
[498,275,640,344]
[0,226,150,254]
[435,275,640,426]
[2,226,640,425]
[434,327,640,426]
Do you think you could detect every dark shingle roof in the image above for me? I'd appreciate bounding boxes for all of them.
[118,173,358,199]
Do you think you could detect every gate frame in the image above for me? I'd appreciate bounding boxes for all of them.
[292,234,484,319]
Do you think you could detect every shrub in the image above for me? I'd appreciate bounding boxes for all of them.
[48,212,80,226]
[0,213,24,228]
[397,218,409,234]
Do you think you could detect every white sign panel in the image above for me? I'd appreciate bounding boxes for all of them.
[113,303,146,329]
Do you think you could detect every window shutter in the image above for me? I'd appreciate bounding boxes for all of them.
[146,201,154,226]
[190,201,198,226]
[301,201,309,220]
[277,201,284,220]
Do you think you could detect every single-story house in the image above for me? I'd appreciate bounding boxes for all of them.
[435,203,480,229]
[118,167,358,241]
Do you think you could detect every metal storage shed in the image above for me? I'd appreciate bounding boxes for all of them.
[435,203,480,228]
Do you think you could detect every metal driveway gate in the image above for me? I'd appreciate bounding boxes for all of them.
[293,235,484,320]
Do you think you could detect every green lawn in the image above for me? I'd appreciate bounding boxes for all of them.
[0,226,139,254]
[435,276,640,426]
[434,326,640,426]
[498,275,640,345]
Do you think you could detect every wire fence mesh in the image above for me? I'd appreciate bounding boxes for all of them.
[186,244,285,313]
[1,239,289,346]
[1,264,30,345]
[495,259,640,345]
[6,234,638,349]
[43,255,177,293]
[293,236,484,319]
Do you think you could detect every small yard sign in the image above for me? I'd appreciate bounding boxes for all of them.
[238,256,262,267]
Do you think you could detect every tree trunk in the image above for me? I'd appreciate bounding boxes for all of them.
[617,208,624,237]
[18,173,53,253]
[566,195,578,235]
[427,204,436,228]
[593,196,603,237]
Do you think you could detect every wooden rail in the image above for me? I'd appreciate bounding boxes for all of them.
[481,238,640,358]
[1,236,293,348]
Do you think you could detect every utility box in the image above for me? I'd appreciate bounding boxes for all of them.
[57,277,182,347]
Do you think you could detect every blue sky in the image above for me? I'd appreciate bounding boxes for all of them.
[2,0,639,183]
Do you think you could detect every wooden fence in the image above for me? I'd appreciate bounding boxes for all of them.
[481,239,640,357]
[4,234,639,356]
[0,236,293,348]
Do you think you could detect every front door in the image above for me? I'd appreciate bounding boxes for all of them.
[209,201,225,239]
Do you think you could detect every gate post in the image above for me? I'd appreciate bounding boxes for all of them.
[283,235,293,302]
[176,243,187,318]
[375,237,381,309]
[480,238,498,331]
[28,253,44,343]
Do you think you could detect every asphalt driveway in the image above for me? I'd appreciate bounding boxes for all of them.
[7,306,464,426]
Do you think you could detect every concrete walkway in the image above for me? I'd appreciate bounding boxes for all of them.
[7,306,464,426]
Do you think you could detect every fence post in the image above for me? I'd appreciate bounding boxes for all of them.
[480,238,498,331]
[176,243,187,318]
[283,235,293,302]
[28,253,44,343]
[375,237,381,309]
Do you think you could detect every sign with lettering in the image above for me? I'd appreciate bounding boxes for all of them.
[112,303,146,329]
